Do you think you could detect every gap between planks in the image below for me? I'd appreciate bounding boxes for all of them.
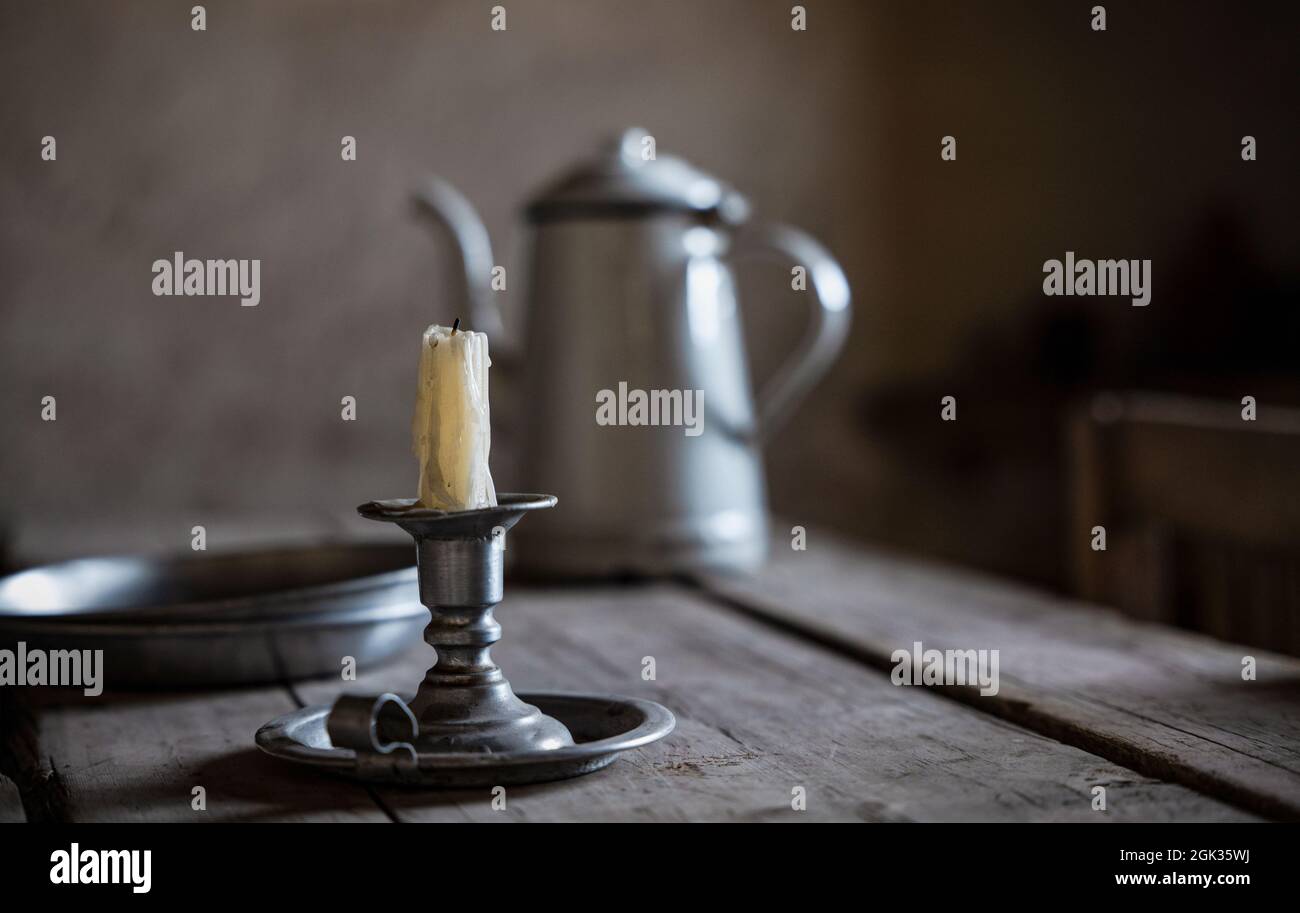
[0,690,70,822]
[281,679,401,824]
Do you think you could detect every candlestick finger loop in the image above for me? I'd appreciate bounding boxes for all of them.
[326,692,419,761]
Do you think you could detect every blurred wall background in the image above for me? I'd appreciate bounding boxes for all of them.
[2,1,1297,593]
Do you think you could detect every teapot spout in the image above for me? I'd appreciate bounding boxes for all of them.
[412,175,505,342]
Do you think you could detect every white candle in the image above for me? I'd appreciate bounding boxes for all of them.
[411,323,497,511]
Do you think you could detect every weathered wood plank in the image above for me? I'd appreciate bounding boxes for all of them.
[293,583,1254,822]
[695,528,1300,819]
[25,686,390,822]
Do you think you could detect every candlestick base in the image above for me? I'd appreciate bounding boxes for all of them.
[256,690,675,787]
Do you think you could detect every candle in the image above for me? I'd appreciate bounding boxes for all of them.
[411,322,497,511]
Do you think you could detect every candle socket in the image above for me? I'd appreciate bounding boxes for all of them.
[358,494,573,754]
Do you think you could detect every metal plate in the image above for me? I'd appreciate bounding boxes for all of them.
[0,543,427,687]
[255,691,676,787]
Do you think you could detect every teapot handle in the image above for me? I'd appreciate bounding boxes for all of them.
[412,176,506,342]
[729,223,852,443]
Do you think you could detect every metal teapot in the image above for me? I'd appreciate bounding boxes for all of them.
[415,128,851,575]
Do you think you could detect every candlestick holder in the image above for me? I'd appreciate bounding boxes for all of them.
[256,494,674,787]
[358,493,575,754]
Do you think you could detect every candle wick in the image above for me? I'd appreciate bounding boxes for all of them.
[451,317,461,336]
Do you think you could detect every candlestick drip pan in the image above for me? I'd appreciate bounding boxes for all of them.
[256,691,674,787]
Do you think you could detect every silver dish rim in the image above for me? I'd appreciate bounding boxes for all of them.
[0,541,418,625]
[0,599,427,637]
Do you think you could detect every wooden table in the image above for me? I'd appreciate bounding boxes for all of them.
[3,527,1298,823]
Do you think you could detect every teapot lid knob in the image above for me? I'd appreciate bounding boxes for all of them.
[615,127,652,166]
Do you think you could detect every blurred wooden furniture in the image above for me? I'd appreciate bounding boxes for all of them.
[1069,392,1300,656]
[4,526,1299,822]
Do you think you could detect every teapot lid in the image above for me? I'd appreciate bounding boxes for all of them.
[525,128,750,224]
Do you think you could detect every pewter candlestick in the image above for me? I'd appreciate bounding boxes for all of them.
[356,494,573,753]
[256,493,674,786]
